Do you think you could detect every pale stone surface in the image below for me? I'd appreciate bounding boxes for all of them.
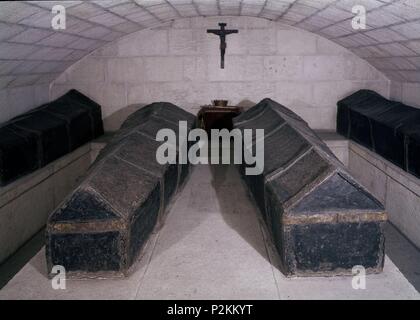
[9,29,53,44]
[168,29,198,55]
[183,56,207,81]
[348,148,388,204]
[117,29,168,57]
[0,22,25,41]
[0,164,418,300]
[0,143,91,264]
[304,56,348,81]
[0,84,50,122]
[401,83,420,108]
[386,178,420,248]
[294,105,337,130]
[317,131,349,166]
[246,28,277,55]
[107,57,144,84]
[0,179,54,263]
[275,81,313,107]
[277,29,317,55]
[67,57,106,83]
[0,43,38,59]
[208,56,264,82]
[348,142,420,248]
[312,81,357,107]
[144,57,184,82]
[264,56,304,81]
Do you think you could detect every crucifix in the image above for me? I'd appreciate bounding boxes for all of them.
[207,23,238,69]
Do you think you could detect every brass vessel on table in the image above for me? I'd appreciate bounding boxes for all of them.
[212,100,229,107]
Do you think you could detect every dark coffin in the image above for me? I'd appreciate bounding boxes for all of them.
[336,89,386,137]
[336,89,375,137]
[0,89,103,186]
[370,104,420,168]
[338,90,399,149]
[63,89,104,138]
[0,126,39,184]
[234,98,386,276]
[337,90,420,178]
[44,99,94,151]
[406,129,420,178]
[46,102,195,277]
[11,111,70,166]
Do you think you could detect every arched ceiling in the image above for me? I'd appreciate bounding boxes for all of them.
[1,0,420,90]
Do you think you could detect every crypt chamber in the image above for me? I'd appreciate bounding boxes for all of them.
[0,0,419,300]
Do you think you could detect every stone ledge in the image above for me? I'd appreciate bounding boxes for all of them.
[0,142,93,264]
[315,130,349,166]
[313,132,420,248]
[350,142,420,197]
[0,144,91,208]
[348,141,420,248]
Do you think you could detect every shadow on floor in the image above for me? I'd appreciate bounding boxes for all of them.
[142,164,221,260]
[209,162,420,291]
[209,163,276,267]
[0,228,45,289]
[384,222,420,292]
[1,166,419,294]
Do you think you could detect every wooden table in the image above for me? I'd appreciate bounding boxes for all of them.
[197,106,243,134]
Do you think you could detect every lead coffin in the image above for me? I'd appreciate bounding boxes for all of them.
[46,102,195,277]
[233,98,387,276]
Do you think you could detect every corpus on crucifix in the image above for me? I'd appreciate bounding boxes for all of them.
[207,23,238,69]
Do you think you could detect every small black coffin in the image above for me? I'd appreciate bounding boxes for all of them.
[0,89,104,186]
[337,89,420,178]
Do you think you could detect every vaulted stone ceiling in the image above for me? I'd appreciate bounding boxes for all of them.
[1,0,420,90]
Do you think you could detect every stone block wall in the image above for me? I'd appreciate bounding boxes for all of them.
[50,16,390,132]
[348,141,420,248]
[0,84,50,123]
[390,81,420,109]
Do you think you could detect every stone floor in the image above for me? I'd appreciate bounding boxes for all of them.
[0,164,419,300]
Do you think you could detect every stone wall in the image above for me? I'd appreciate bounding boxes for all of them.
[0,143,91,264]
[348,141,420,248]
[0,84,50,123]
[50,16,390,132]
[390,81,420,108]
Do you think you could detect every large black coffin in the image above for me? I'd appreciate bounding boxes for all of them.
[406,129,420,178]
[46,102,195,277]
[233,98,386,276]
[44,99,94,151]
[0,90,104,186]
[337,90,420,178]
[60,89,104,138]
[11,111,70,166]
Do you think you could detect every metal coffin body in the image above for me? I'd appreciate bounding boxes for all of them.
[337,89,420,178]
[233,98,386,276]
[0,89,104,186]
[46,102,195,277]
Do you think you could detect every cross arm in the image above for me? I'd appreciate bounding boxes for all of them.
[207,29,222,35]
